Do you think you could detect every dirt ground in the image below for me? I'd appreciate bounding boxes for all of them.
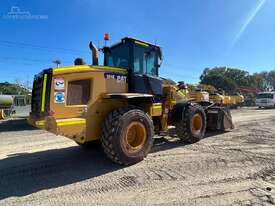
[0,107,274,206]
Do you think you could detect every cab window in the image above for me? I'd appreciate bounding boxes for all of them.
[133,45,157,76]
[67,79,91,105]
[105,44,129,69]
[256,93,273,99]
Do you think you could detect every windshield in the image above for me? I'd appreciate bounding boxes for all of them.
[256,93,274,99]
[104,44,129,69]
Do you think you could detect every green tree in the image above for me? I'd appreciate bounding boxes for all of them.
[200,72,237,93]
[200,67,268,92]
[0,82,29,95]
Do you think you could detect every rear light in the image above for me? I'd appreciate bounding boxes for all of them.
[49,110,55,116]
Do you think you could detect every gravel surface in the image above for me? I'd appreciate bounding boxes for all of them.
[0,107,274,205]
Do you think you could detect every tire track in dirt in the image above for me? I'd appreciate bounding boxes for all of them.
[0,108,275,205]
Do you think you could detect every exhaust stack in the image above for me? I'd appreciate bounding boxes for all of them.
[89,42,99,66]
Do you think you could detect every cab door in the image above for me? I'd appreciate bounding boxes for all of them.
[129,43,163,95]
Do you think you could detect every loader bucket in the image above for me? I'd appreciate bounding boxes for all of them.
[205,106,234,131]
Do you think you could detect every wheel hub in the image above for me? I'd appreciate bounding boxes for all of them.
[124,122,147,152]
[191,113,203,135]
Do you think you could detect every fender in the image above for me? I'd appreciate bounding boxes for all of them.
[169,101,193,124]
[102,93,154,104]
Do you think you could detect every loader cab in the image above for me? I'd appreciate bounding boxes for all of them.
[103,37,163,96]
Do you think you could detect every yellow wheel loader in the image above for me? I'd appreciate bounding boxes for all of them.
[176,83,209,103]
[209,93,225,105]
[29,37,234,165]
[189,91,209,102]
[223,95,232,106]
[230,94,244,108]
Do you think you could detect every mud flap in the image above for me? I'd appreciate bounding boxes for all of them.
[205,106,234,131]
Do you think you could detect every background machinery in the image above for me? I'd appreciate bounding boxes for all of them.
[230,93,245,108]
[196,84,244,108]
[176,83,210,103]
[29,36,234,165]
[0,95,14,119]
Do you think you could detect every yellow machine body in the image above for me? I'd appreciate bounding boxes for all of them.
[28,65,177,144]
[28,37,233,165]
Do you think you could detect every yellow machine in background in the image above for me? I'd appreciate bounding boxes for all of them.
[230,94,245,108]
[197,84,244,108]
[209,94,244,107]
[209,93,225,105]
[189,91,209,102]
[223,95,232,106]
[177,83,209,102]
[192,84,225,105]
[177,84,242,107]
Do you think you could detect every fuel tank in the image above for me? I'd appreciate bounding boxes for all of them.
[0,95,13,109]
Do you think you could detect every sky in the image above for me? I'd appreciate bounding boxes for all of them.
[0,0,274,85]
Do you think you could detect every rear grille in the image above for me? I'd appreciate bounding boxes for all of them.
[31,69,52,117]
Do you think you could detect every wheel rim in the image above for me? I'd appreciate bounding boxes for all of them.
[191,113,203,135]
[124,122,147,152]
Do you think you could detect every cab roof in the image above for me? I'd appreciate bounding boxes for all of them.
[109,37,161,49]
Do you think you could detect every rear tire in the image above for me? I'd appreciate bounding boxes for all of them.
[175,104,206,143]
[101,107,154,165]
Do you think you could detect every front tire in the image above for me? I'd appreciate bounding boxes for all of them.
[175,104,206,143]
[101,107,154,165]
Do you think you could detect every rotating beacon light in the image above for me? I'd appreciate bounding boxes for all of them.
[104,33,110,46]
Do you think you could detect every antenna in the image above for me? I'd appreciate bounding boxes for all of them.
[154,37,157,46]
[53,59,61,68]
